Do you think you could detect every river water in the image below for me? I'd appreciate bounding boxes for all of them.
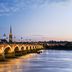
[0,50,72,72]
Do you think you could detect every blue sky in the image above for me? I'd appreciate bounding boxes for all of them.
[0,0,72,41]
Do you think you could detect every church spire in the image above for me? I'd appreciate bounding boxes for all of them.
[10,25,12,34]
[9,25,13,43]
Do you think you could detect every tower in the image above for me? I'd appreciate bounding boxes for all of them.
[9,26,12,43]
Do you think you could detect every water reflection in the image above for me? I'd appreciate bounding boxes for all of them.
[0,54,37,72]
[0,50,72,72]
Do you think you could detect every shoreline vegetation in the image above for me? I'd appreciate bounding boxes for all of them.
[45,45,72,50]
[43,41,72,50]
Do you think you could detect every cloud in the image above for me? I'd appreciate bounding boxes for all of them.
[0,0,68,16]
[48,0,68,3]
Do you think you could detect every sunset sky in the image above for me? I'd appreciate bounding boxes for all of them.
[0,0,72,41]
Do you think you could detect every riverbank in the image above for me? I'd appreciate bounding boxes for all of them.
[45,45,72,50]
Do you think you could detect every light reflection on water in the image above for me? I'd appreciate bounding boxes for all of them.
[0,50,72,72]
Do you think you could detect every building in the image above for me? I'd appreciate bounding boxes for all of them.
[0,39,8,43]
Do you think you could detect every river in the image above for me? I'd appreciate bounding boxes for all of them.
[0,50,72,72]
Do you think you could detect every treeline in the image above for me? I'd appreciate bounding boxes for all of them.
[47,45,72,50]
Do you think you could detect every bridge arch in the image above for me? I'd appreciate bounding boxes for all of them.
[4,45,12,58]
[30,46,31,50]
[33,46,35,49]
[14,46,19,52]
[21,47,24,51]
[20,46,26,55]
[14,46,21,56]
[26,46,28,50]
[20,45,26,51]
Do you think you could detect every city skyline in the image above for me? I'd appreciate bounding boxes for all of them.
[0,0,72,41]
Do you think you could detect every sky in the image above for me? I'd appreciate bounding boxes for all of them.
[0,0,72,41]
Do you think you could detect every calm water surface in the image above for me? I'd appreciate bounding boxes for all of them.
[0,50,72,72]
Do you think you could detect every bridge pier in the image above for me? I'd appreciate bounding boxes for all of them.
[0,53,5,61]
[15,51,23,56]
[5,52,15,58]
[21,50,27,55]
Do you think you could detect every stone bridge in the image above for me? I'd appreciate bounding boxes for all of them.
[0,44,43,60]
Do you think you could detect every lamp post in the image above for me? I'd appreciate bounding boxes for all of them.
[21,37,23,43]
[14,36,16,43]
